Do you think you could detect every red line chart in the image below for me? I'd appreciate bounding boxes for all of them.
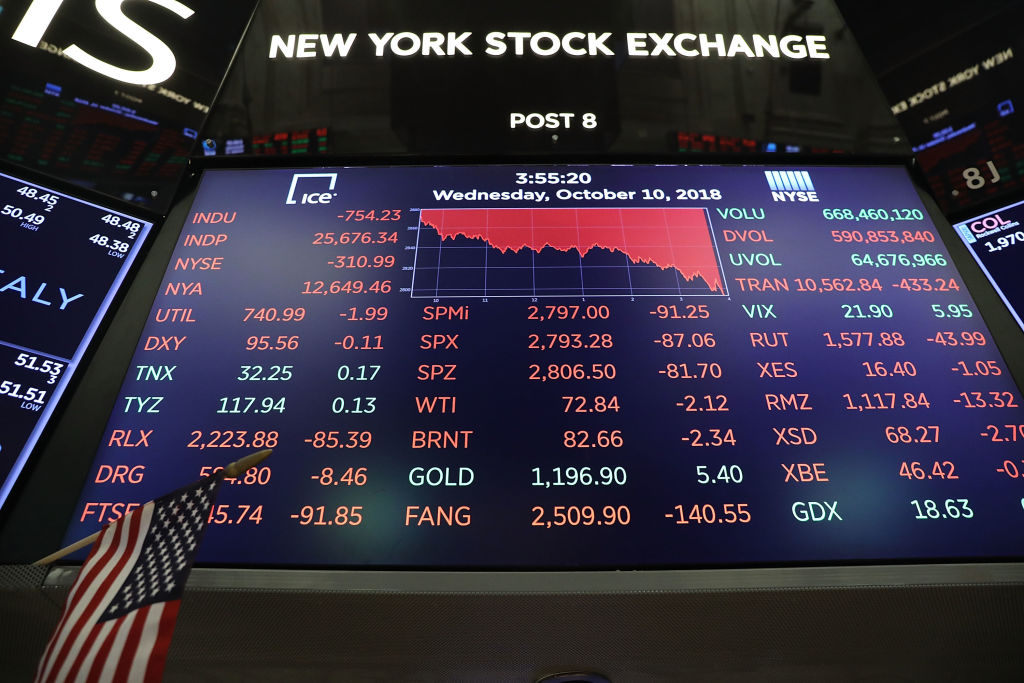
[412,207,727,298]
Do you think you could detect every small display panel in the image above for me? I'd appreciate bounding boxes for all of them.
[953,199,1024,333]
[65,164,1024,567]
[0,170,153,511]
[0,0,258,211]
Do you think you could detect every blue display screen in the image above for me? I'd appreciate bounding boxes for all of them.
[63,164,1024,566]
[0,171,153,511]
[953,199,1024,333]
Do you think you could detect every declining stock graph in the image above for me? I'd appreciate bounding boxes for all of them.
[411,207,727,298]
[63,163,1024,568]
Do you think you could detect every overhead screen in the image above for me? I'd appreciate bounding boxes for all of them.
[0,169,153,511]
[202,0,903,159]
[63,163,1024,567]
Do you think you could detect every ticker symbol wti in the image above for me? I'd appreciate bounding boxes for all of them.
[286,172,338,205]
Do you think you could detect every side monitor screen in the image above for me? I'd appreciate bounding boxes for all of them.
[0,170,153,511]
[953,199,1024,333]
[0,0,258,212]
[64,164,1024,567]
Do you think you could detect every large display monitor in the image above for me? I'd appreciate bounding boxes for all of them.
[62,162,1024,567]
[952,198,1024,333]
[0,169,154,512]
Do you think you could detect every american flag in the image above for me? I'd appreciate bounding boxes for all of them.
[35,476,221,683]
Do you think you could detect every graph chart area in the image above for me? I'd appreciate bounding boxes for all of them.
[411,207,727,298]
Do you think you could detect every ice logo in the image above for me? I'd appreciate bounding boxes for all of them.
[285,173,338,205]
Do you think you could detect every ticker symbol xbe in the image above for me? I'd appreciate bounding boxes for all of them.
[765,170,819,202]
[285,173,338,205]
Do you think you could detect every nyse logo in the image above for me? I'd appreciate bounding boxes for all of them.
[10,0,195,86]
[286,173,338,205]
[765,170,819,202]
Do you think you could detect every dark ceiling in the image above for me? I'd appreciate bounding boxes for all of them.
[834,0,1019,75]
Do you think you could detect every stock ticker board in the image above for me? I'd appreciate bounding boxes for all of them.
[0,171,153,511]
[64,164,1024,567]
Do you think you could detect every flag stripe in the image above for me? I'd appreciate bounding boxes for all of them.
[36,517,123,682]
[97,610,137,683]
[143,601,179,683]
[65,592,128,683]
[36,518,123,683]
[45,504,152,683]
[128,604,162,682]
[50,506,149,683]
[49,536,134,683]
[70,618,116,683]
[37,516,132,683]
[80,614,123,683]
[113,604,150,682]
[133,601,169,683]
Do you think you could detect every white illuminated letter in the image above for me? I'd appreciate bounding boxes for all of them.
[752,34,779,58]
[11,0,66,47]
[269,34,296,59]
[674,33,698,57]
[367,32,393,57]
[625,33,648,56]
[562,32,585,56]
[727,35,754,58]
[484,32,506,56]
[63,0,194,85]
[806,35,830,59]
[296,34,317,58]
[780,35,808,59]
[699,33,726,57]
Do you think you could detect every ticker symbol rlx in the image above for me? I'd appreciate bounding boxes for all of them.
[765,170,819,202]
[286,172,338,205]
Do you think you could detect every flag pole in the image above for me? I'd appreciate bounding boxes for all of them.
[32,448,272,567]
